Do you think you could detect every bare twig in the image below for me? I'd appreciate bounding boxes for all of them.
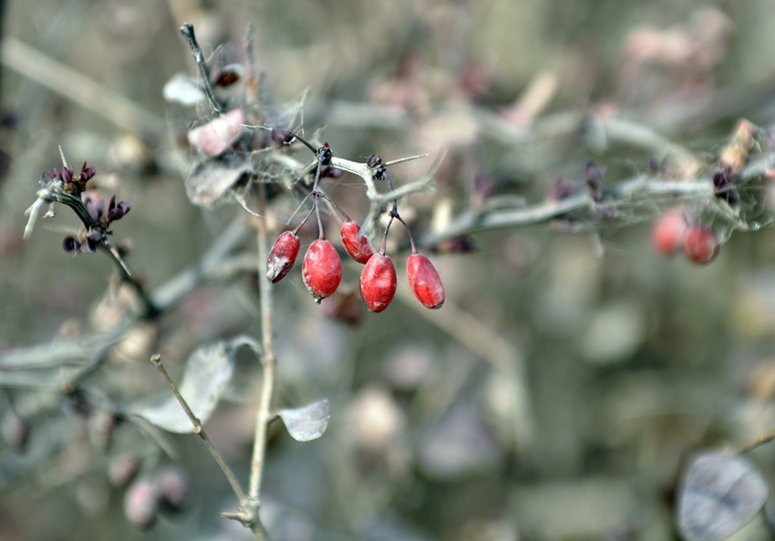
[148,354,250,513]
[418,155,774,248]
[179,24,225,116]
[0,37,164,135]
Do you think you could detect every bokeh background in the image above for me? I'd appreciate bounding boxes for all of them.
[3,0,775,540]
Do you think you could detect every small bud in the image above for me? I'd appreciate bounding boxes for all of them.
[211,63,244,87]
[63,236,78,252]
[108,454,139,488]
[302,239,342,302]
[124,478,159,530]
[266,231,301,283]
[340,220,373,264]
[359,253,397,312]
[271,128,294,146]
[407,253,445,309]
[1,410,28,453]
[158,468,189,515]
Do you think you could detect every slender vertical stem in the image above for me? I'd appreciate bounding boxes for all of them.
[249,185,277,510]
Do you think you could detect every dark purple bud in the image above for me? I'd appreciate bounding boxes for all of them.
[41,169,57,185]
[108,200,131,222]
[271,128,294,145]
[584,160,604,190]
[713,172,728,191]
[63,236,78,252]
[95,198,106,220]
[318,143,332,165]
[320,166,343,179]
[60,167,73,184]
[549,178,577,201]
[366,154,383,168]
[80,163,97,182]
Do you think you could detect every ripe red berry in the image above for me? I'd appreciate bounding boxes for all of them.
[407,253,445,309]
[683,225,719,264]
[266,231,300,283]
[302,239,342,302]
[359,253,397,312]
[652,210,686,256]
[340,220,373,264]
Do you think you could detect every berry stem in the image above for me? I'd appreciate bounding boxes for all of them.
[291,205,316,235]
[317,191,350,222]
[381,216,394,256]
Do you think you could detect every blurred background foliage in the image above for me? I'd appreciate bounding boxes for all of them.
[3,0,775,540]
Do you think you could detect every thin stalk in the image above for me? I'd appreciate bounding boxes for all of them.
[249,185,277,520]
[179,24,225,115]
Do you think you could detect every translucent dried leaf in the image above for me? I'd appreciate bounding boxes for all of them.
[185,155,253,207]
[163,73,205,106]
[187,109,245,157]
[130,336,260,433]
[277,399,330,442]
[677,451,768,541]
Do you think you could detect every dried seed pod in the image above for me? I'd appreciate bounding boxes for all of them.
[266,231,300,283]
[124,478,159,530]
[684,225,719,264]
[407,253,445,309]
[652,210,686,256]
[360,253,397,312]
[302,239,342,302]
[340,220,374,264]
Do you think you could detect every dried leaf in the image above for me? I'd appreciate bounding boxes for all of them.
[187,109,246,157]
[276,399,330,442]
[185,155,253,207]
[163,73,205,106]
[130,336,260,433]
[677,451,769,541]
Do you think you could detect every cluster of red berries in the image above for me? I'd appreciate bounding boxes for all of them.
[267,219,444,312]
[652,210,719,264]
[265,133,444,313]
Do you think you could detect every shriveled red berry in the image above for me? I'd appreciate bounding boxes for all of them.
[340,220,373,264]
[360,253,397,312]
[652,210,686,256]
[683,225,719,264]
[266,231,300,283]
[302,239,342,302]
[407,253,445,309]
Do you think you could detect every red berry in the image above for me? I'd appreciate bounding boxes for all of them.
[266,231,300,283]
[407,253,445,309]
[359,253,397,312]
[683,225,719,264]
[652,210,686,256]
[302,239,342,302]
[340,220,373,264]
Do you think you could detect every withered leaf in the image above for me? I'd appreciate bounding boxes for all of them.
[130,336,261,433]
[276,399,331,442]
[185,154,253,207]
[677,451,768,541]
